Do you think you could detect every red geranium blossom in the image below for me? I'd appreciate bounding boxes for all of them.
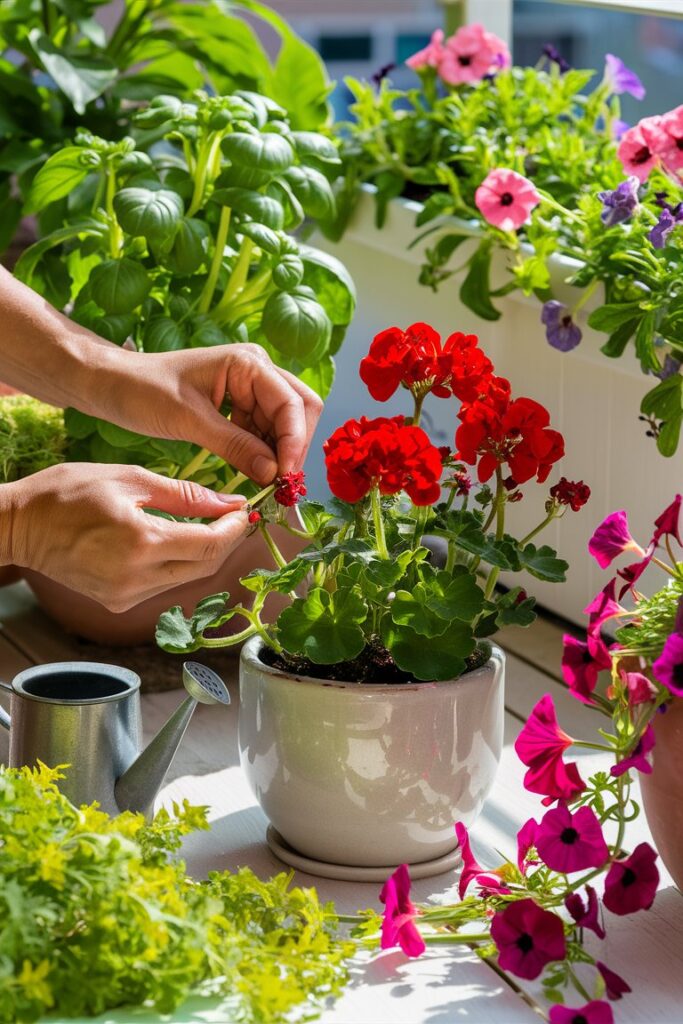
[490,899,565,980]
[549,477,591,511]
[324,415,443,506]
[603,842,659,915]
[514,694,585,804]
[456,393,564,485]
[379,863,425,957]
[274,471,307,507]
[359,323,494,405]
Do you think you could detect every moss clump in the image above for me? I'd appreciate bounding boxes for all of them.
[0,394,66,482]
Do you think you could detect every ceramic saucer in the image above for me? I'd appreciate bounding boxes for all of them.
[266,826,463,882]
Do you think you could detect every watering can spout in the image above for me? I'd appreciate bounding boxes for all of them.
[114,662,230,818]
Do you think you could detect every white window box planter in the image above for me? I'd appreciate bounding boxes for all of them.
[310,186,681,625]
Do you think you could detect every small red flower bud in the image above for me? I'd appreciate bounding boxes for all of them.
[274,470,307,507]
[438,445,452,463]
[549,477,591,512]
[248,509,262,524]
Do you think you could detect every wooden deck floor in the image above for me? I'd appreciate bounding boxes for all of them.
[0,581,680,1024]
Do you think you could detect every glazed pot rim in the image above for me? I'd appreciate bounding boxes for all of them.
[240,635,505,692]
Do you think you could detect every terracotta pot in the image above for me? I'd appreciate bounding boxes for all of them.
[22,519,305,646]
[640,698,683,891]
[239,637,505,873]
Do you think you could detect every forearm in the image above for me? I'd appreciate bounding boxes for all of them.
[0,480,21,566]
[0,266,125,414]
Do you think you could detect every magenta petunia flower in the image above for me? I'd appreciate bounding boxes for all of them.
[617,118,667,181]
[565,885,605,939]
[658,106,683,175]
[620,670,657,707]
[584,580,625,659]
[562,634,611,704]
[603,842,659,916]
[549,1000,614,1024]
[604,54,645,100]
[440,23,510,85]
[454,822,507,898]
[379,863,425,957]
[596,960,632,1001]
[516,817,539,873]
[611,722,655,777]
[536,805,609,873]
[514,694,585,804]
[652,632,683,696]
[651,494,682,547]
[475,169,541,232]
[406,29,445,71]
[616,549,653,598]
[490,899,566,980]
[588,510,645,568]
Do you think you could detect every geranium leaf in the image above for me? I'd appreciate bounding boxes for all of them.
[277,587,368,663]
[495,588,538,627]
[241,559,310,595]
[423,568,486,622]
[519,543,568,583]
[381,620,475,681]
[390,588,450,638]
[155,593,232,653]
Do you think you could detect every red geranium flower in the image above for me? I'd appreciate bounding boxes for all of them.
[274,471,307,507]
[549,477,591,511]
[324,415,443,506]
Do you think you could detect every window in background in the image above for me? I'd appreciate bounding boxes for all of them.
[513,0,683,124]
[318,34,373,63]
[396,32,431,64]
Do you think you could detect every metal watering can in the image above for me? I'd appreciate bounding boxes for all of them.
[0,660,229,817]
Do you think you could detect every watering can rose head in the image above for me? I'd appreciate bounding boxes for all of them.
[156,322,590,682]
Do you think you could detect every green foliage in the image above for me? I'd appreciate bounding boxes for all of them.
[0,395,66,482]
[0,764,352,1023]
[332,61,683,453]
[15,90,354,481]
[615,575,683,659]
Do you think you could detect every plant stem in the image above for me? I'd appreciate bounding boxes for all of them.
[519,509,557,547]
[484,467,505,600]
[249,483,275,506]
[371,487,389,559]
[412,391,426,427]
[105,165,123,258]
[259,524,287,569]
[219,471,249,495]
[199,206,231,314]
[423,933,490,945]
[199,623,259,649]
[220,237,255,308]
[179,447,212,481]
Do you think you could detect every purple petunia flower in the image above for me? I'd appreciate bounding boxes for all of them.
[541,300,582,352]
[612,118,630,141]
[597,176,639,226]
[604,53,646,100]
[652,632,683,696]
[542,43,570,73]
[649,206,683,249]
[654,352,683,379]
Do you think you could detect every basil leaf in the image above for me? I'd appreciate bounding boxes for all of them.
[221,132,294,172]
[143,317,187,352]
[24,147,93,214]
[211,186,284,230]
[459,242,501,322]
[262,289,331,365]
[283,165,336,221]
[113,185,184,244]
[28,29,117,115]
[89,259,150,315]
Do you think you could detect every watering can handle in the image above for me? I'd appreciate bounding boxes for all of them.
[0,680,11,731]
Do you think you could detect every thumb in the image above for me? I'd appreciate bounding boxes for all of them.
[137,471,248,519]
[197,409,279,485]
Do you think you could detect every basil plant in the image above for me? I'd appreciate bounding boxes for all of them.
[14,90,355,487]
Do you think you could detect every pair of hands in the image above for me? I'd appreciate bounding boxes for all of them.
[9,344,322,611]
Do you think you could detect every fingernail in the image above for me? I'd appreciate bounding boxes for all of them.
[215,492,247,504]
[253,455,277,482]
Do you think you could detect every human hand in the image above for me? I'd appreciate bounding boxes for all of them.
[96,344,323,485]
[6,463,250,611]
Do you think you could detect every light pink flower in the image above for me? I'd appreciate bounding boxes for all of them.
[440,24,510,85]
[617,118,667,182]
[475,168,541,231]
[406,29,445,71]
[658,106,683,176]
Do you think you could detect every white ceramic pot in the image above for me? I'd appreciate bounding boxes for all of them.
[238,636,505,870]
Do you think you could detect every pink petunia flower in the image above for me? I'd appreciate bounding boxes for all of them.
[584,579,625,659]
[651,493,682,547]
[596,961,632,1001]
[657,106,683,176]
[379,863,425,957]
[588,510,646,568]
[406,29,445,71]
[516,817,539,873]
[514,694,585,804]
[474,168,541,232]
[490,899,566,980]
[619,670,657,707]
[440,24,510,85]
[603,842,659,916]
[454,822,507,899]
[611,722,655,777]
[561,634,612,704]
[652,632,683,696]
[617,118,667,182]
[565,885,606,939]
[536,805,609,873]
[616,550,653,598]
[549,1000,614,1024]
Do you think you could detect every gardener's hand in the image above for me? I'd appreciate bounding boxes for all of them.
[2,463,249,611]
[95,344,323,486]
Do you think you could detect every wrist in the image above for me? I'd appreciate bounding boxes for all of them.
[0,479,25,567]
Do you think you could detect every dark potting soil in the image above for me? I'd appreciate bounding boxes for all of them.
[260,636,493,685]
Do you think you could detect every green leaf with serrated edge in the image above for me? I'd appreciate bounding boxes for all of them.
[89,259,150,315]
[277,587,368,664]
[25,147,93,213]
[297,537,375,566]
[365,551,416,589]
[381,620,475,681]
[587,301,644,333]
[28,30,117,114]
[390,588,450,638]
[459,243,501,322]
[156,593,233,653]
[113,185,184,244]
[296,501,334,535]
[495,588,538,627]
[241,559,310,595]
[519,543,568,583]
[423,568,486,622]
